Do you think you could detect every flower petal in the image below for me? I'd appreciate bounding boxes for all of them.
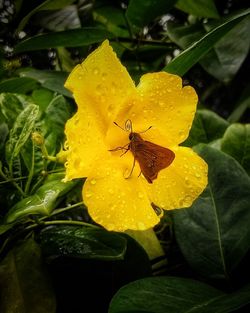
[111,72,197,147]
[65,40,136,126]
[83,153,160,231]
[145,146,208,210]
[64,108,108,180]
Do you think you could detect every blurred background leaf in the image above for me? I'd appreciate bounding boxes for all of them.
[173,145,250,279]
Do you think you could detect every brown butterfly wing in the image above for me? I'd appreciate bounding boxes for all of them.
[131,140,175,183]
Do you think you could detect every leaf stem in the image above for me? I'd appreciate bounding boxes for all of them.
[24,141,35,195]
[25,219,100,232]
[0,162,25,196]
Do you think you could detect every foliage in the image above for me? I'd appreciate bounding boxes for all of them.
[0,0,250,312]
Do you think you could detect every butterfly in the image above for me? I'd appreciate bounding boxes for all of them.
[110,120,175,183]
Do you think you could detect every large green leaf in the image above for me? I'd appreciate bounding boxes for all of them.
[17,0,76,32]
[0,238,56,313]
[221,124,250,175]
[0,77,38,93]
[167,16,250,81]
[5,173,77,223]
[173,145,250,279]
[0,93,24,128]
[14,28,115,53]
[109,276,250,313]
[94,6,129,37]
[164,9,250,76]
[176,0,219,18]
[34,5,81,32]
[40,225,127,261]
[40,95,72,154]
[5,104,39,171]
[228,83,250,122]
[183,109,229,147]
[200,16,250,82]
[126,0,177,29]
[18,68,71,97]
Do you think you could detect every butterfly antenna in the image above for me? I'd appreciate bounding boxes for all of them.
[139,125,152,134]
[113,122,125,131]
[125,119,133,132]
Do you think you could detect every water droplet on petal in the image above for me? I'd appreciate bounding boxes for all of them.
[108,188,114,194]
[102,72,107,80]
[108,223,115,230]
[137,222,145,230]
[85,192,93,198]
[90,179,96,185]
[138,192,144,199]
[93,67,99,75]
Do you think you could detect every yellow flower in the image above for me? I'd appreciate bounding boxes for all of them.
[64,40,208,232]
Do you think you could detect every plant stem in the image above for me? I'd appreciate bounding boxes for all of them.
[24,141,35,195]
[25,219,100,232]
[0,162,25,196]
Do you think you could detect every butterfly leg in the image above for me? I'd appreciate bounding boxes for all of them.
[109,143,130,157]
[124,155,136,180]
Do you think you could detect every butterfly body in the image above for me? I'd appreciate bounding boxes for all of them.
[128,132,175,183]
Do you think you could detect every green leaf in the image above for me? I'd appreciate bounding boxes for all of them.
[40,225,127,261]
[0,238,56,313]
[126,0,177,29]
[164,9,250,76]
[14,28,115,53]
[183,110,229,147]
[31,88,54,112]
[17,0,76,32]
[5,173,77,223]
[34,5,81,32]
[5,104,39,171]
[0,93,24,128]
[221,124,250,175]
[109,276,250,313]
[0,77,38,93]
[40,95,72,155]
[167,17,250,81]
[176,0,219,19]
[18,68,71,97]
[109,276,223,313]
[228,83,250,122]
[173,145,250,279]
[201,16,250,82]
[94,6,129,37]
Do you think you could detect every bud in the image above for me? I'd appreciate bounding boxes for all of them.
[56,149,69,164]
[31,132,44,146]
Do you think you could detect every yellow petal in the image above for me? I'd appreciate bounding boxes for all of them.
[65,40,136,126]
[110,72,197,148]
[64,108,107,180]
[83,153,160,231]
[145,146,208,210]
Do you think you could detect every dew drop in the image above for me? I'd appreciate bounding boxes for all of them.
[137,222,145,230]
[108,223,115,230]
[138,192,144,199]
[85,192,93,198]
[108,188,114,194]
[90,179,96,185]
[195,173,201,178]
[102,72,107,80]
[183,195,192,205]
[93,67,99,75]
